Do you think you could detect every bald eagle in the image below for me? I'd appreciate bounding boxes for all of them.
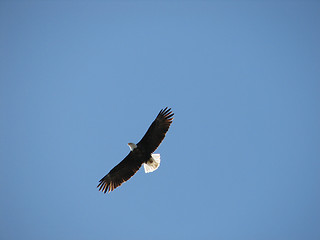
[97,107,174,193]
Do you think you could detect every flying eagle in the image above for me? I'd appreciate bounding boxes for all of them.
[97,107,174,193]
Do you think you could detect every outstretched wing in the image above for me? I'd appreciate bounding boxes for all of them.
[137,107,174,153]
[97,152,143,193]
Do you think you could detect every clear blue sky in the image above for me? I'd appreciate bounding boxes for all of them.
[1,1,319,239]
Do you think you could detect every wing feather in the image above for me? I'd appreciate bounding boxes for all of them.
[137,107,174,153]
[97,152,143,193]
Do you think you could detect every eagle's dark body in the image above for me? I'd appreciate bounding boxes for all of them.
[97,107,174,193]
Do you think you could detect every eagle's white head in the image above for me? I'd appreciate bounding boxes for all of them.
[128,143,137,151]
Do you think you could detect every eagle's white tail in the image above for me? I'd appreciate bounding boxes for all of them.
[143,154,160,173]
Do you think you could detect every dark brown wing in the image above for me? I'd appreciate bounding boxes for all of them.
[137,107,174,154]
[97,152,143,193]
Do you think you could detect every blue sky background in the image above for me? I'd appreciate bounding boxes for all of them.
[1,1,319,239]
